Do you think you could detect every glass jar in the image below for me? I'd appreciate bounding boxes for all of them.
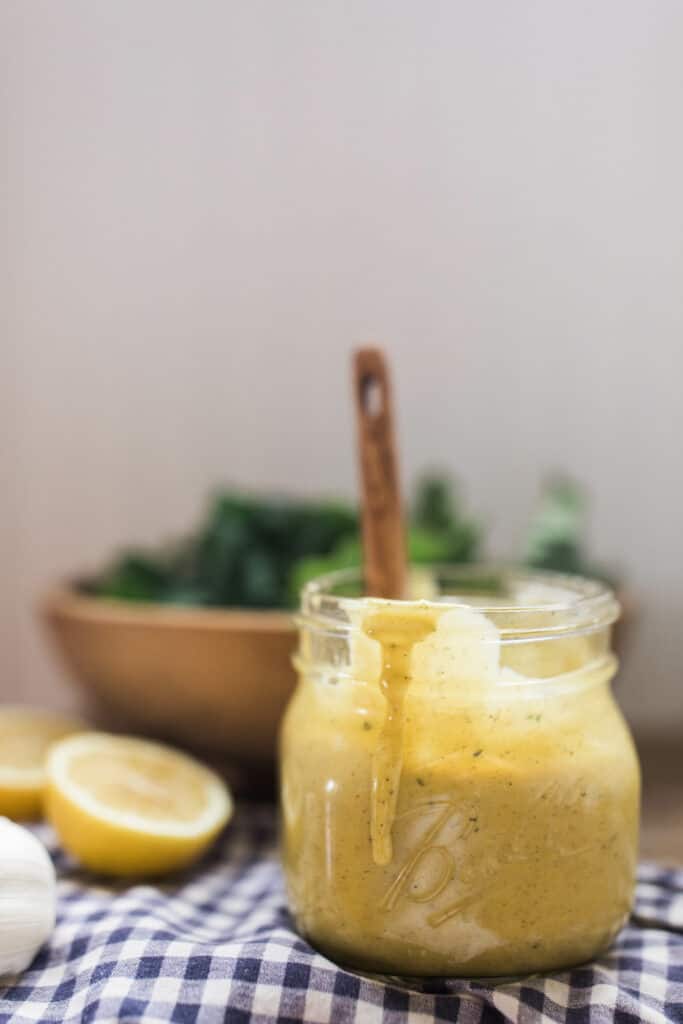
[280,566,640,978]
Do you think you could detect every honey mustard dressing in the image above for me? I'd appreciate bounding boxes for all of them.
[281,572,640,977]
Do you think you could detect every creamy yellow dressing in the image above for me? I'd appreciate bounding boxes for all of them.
[281,594,640,977]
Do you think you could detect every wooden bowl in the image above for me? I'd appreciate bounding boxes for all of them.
[42,587,297,763]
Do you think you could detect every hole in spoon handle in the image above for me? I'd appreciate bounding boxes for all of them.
[359,372,385,420]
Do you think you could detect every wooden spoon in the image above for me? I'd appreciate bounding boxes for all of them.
[353,347,408,599]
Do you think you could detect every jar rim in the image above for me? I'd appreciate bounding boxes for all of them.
[300,564,620,640]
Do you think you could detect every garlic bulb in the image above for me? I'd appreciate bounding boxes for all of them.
[0,818,56,977]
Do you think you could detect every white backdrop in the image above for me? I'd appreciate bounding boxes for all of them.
[3,1,682,733]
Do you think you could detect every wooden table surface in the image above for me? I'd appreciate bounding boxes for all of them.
[639,735,683,866]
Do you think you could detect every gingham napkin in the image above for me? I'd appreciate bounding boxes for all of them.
[0,806,681,1023]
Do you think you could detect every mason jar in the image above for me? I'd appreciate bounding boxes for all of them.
[280,566,640,977]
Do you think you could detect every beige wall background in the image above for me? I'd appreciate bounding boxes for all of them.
[2,1,682,735]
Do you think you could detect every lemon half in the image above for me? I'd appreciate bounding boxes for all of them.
[45,732,232,876]
[0,707,83,819]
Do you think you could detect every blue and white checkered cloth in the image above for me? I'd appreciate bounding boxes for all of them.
[0,806,681,1023]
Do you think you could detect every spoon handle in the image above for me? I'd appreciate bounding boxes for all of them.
[353,347,407,599]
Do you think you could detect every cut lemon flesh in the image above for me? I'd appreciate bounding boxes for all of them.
[45,732,232,876]
[0,707,83,819]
